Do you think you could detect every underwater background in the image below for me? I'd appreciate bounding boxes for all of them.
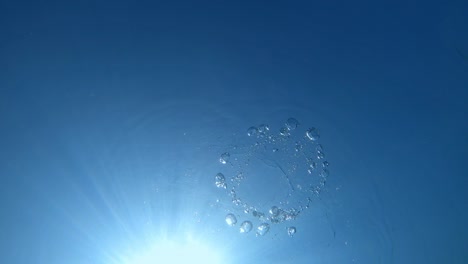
[0,0,467,263]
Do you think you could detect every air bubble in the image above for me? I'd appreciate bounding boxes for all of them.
[286,118,299,130]
[295,142,302,152]
[247,127,258,137]
[317,150,325,159]
[306,127,320,141]
[232,198,242,206]
[231,172,244,185]
[225,213,237,226]
[252,210,264,218]
[316,144,323,152]
[215,173,227,189]
[219,152,230,164]
[240,221,253,233]
[309,162,317,170]
[269,206,280,217]
[279,127,289,136]
[287,226,296,237]
[256,223,270,236]
[320,169,329,177]
[258,124,269,133]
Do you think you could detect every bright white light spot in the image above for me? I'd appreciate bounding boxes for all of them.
[128,240,222,264]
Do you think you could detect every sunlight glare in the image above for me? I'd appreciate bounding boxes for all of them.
[128,239,223,264]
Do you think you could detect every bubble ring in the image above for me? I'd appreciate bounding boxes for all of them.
[216,119,330,230]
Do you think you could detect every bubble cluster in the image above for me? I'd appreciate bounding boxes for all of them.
[214,118,330,236]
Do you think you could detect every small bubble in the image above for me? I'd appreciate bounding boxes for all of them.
[316,144,323,152]
[231,172,244,185]
[317,150,325,159]
[272,148,279,153]
[287,226,296,237]
[286,118,299,130]
[258,124,269,133]
[247,127,258,137]
[306,127,320,141]
[323,161,329,167]
[309,162,317,170]
[225,213,237,226]
[215,173,227,189]
[219,152,230,164]
[295,141,302,152]
[279,127,289,136]
[232,198,242,206]
[269,206,280,217]
[239,221,253,233]
[320,168,329,177]
[252,210,264,218]
[256,223,270,236]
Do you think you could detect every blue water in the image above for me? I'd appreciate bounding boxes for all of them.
[0,1,467,263]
